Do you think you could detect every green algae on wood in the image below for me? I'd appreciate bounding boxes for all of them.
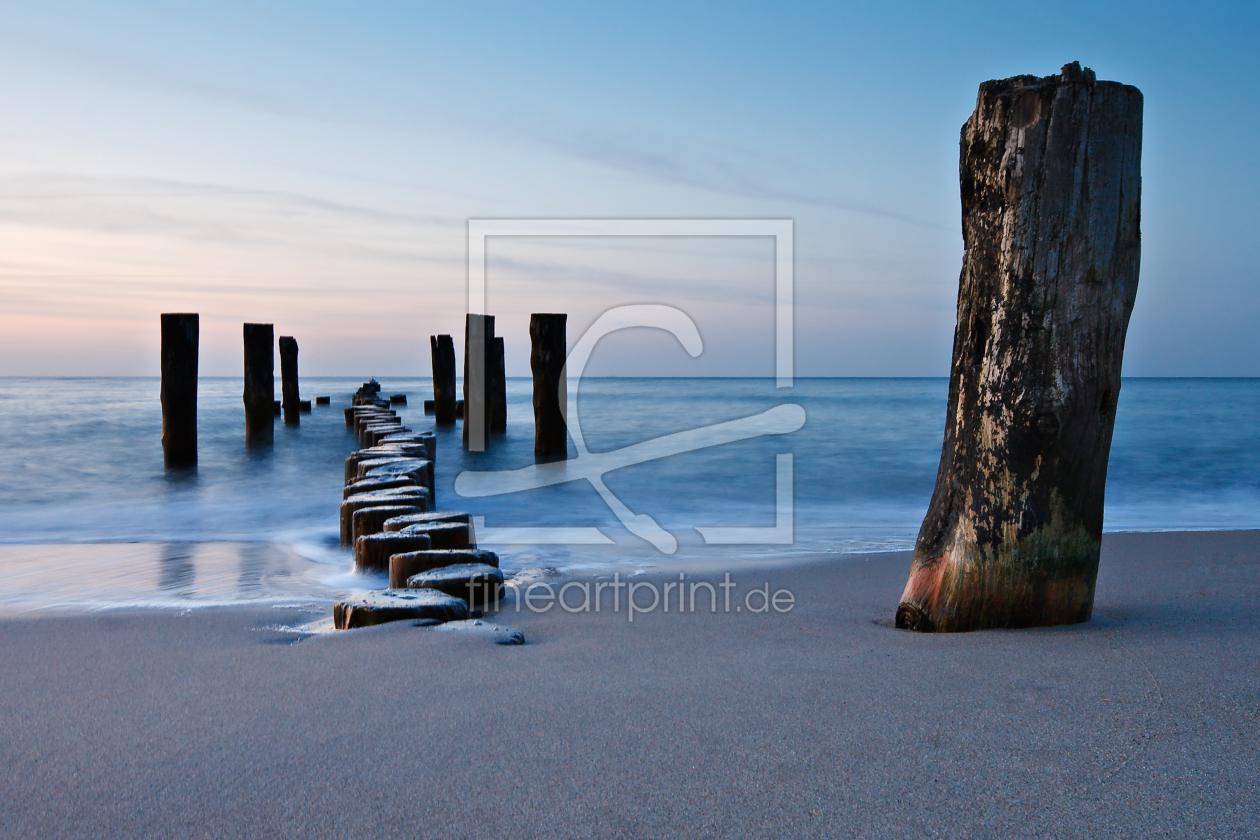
[897,63,1143,632]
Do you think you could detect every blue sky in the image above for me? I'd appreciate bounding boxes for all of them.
[0,0,1255,376]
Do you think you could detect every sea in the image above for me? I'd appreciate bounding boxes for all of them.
[0,376,1257,610]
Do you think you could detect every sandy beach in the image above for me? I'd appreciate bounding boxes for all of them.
[0,529,1255,838]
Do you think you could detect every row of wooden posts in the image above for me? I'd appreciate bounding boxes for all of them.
[161,315,322,467]
[159,311,571,468]
[246,323,316,440]
[434,312,568,460]
[335,382,506,630]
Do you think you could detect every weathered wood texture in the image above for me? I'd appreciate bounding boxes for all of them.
[242,323,274,443]
[430,334,457,426]
[389,548,499,590]
[160,313,198,467]
[340,488,428,546]
[352,504,423,542]
[463,314,494,451]
[383,510,473,533]
[333,590,467,630]
[530,313,568,462]
[897,63,1143,633]
[279,336,300,426]
[354,532,433,573]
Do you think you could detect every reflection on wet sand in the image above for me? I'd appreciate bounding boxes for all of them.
[0,542,355,610]
[158,543,196,596]
[238,542,296,595]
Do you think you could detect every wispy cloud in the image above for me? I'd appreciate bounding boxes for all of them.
[7,33,326,126]
[458,108,948,231]
[0,172,459,261]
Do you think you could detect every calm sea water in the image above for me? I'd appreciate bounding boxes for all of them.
[0,377,1256,608]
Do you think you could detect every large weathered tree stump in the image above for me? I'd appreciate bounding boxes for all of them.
[896,63,1143,632]
[160,313,198,467]
[530,313,568,462]
[463,315,495,451]
[242,323,274,444]
[279,336,300,426]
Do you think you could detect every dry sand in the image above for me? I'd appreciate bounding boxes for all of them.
[2,530,1258,838]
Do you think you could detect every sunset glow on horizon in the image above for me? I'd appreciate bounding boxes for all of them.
[1,1,1256,377]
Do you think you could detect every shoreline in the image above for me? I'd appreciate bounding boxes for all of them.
[4,527,1258,616]
[3,529,1258,836]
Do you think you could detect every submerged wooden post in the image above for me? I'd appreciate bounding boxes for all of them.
[530,313,567,462]
[279,336,300,426]
[160,313,198,467]
[243,323,274,443]
[430,334,457,426]
[462,314,494,451]
[489,336,507,433]
[896,63,1143,632]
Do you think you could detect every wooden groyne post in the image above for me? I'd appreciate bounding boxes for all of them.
[530,313,567,462]
[463,314,494,451]
[243,323,274,443]
[430,334,457,426]
[489,335,507,433]
[896,63,1143,632]
[160,313,198,467]
[279,336,300,426]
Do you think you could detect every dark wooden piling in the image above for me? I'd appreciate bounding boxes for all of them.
[383,510,474,533]
[430,334,457,426]
[340,487,429,546]
[489,335,507,433]
[530,313,568,461]
[160,313,198,467]
[279,336,300,426]
[462,315,494,451]
[243,323,274,443]
[397,521,474,550]
[896,63,1143,632]
[406,563,504,608]
[352,504,423,542]
[388,548,498,590]
[343,476,419,500]
[354,532,433,574]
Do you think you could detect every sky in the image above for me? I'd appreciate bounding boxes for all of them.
[0,0,1256,377]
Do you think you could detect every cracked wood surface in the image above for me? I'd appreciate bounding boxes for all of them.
[898,63,1143,632]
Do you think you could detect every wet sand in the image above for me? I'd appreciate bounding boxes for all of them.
[2,530,1258,838]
